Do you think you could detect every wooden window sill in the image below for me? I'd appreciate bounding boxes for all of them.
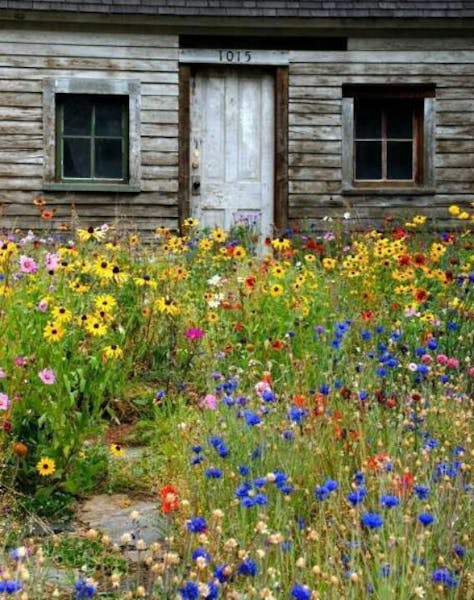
[43,182,141,193]
[342,187,435,196]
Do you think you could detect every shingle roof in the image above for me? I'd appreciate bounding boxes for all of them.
[1,0,473,18]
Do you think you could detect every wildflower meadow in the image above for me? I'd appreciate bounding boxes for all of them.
[0,204,472,599]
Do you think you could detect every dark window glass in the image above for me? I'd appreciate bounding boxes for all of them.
[58,94,127,181]
[356,141,382,179]
[95,97,123,136]
[63,96,93,136]
[95,139,123,179]
[63,138,91,178]
[387,141,413,179]
[386,102,413,139]
[355,101,381,139]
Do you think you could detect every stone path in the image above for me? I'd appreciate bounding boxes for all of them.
[76,493,163,547]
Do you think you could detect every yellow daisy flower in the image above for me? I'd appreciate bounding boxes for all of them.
[51,305,73,323]
[36,457,56,477]
[109,443,125,458]
[102,344,124,361]
[94,294,116,313]
[155,296,180,316]
[212,228,228,243]
[85,318,107,337]
[43,322,65,342]
[270,283,284,297]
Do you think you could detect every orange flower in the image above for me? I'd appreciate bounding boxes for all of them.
[393,471,415,497]
[41,209,55,220]
[270,339,284,351]
[413,288,429,303]
[159,485,180,514]
[262,371,273,385]
[293,394,307,407]
[33,196,46,207]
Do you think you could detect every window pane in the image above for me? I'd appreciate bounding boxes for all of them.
[62,96,93,135]
[355,101,381,139]
[95,97,124,136]
[95,139,123,179]
[386,102,413,139]
[387,141,413,179]
[63,138,91,178]
[355,141,382,179]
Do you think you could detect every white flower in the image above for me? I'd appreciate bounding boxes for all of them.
[207,274,222,286]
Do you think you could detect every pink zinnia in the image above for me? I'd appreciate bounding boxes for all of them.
[184,327,205,341]
[447,358,459,369]
[45,253,59,272]
[38,368,56,385]
[0,392,9,410]
[19,255,38,274]
[437,354,448,365]
[200,394,217,410]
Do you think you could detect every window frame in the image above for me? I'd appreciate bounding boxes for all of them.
[342,84,435,195]
[43,78,141,193]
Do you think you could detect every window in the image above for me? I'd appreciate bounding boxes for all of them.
[342,85,435,193]
[43,79,141,192]
[57,94,128,181]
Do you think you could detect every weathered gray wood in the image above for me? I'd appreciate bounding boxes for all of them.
[348,38,474,51]
[289,113,340,126]
[435,153,474,167]
[180,48,289,65]
[290,65,474,78]
[141,110,179,125]
[289,140,342,153]
[290,51,474,64]
[0,30,178,48]
[289,126,341,140]
[289,154,341,168]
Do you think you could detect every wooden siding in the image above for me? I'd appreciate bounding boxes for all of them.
[0,29,179,234]
[288,47,474,229]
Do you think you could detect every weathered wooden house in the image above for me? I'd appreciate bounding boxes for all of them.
[0,0,473,238]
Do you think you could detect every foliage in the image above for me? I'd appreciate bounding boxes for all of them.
[0,204,472,598]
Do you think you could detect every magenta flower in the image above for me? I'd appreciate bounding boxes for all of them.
[0,393,9,410]
[200,394,217,410]
[45,253,59,272]
[19,255,38,274]
[38,368,56,385]
[184,327,205,341]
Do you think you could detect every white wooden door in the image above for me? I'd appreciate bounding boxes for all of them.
[190,68,275,241]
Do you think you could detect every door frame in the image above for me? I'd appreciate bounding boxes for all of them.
[178,63,288,236]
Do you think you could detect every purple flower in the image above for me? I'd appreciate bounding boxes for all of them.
[19,255,38,274]
[38,368,56,385]
[0,392,9,411]
[184,327,205,341]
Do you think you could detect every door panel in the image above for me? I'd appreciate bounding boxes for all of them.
[190,67,275,241]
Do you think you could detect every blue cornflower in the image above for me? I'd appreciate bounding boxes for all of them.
[204,582,219,599]
[254,493,269,505]
[283,430,295,440]
[254,477,267,488]
[187,516,208,533]
[319,384,330,395]
[281,540,292,551]
[417,364,429,375]
[244,410,261,426]
[205,467,222,479]
[74,579,97,599]
[239,464,250,476]
[427,338,438,350]
[288,406,307,423]
[453,544,466,558]
[323,479,338,492]
[415,346,426,356]
[279,483,294,495]
[0,581,22,595]
[192,445,202,453]
[380,564,391,577]
[178,581,199,600]
[413,485,430,500]
[192,547,211,562]
[291,583,312,599]
[314,486,330,501]
[447,321,458,331]
[261,389,275,402]
[432,568,459,588]
[380,494,400,509]
[241,496,256,508]
[235,482,251,498]
[376,367,387,377]
[361,331,372,341]
[361,513,384,529]
[191,455,204,465]
[214,564,230,583]
[273,471,288,488]
[238,558,258,576]
[358,391,368,401]
[452,445,465,457]
[418,513,434,526]
[347,487,367,505]
[354,471,365,485]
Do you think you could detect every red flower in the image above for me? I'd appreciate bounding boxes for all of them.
[159,485,180,514]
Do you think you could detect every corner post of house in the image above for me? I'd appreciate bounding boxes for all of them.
[178,64,191,233]
[275,66,289,233]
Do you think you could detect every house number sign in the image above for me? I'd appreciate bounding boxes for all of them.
[179,48,289,66]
